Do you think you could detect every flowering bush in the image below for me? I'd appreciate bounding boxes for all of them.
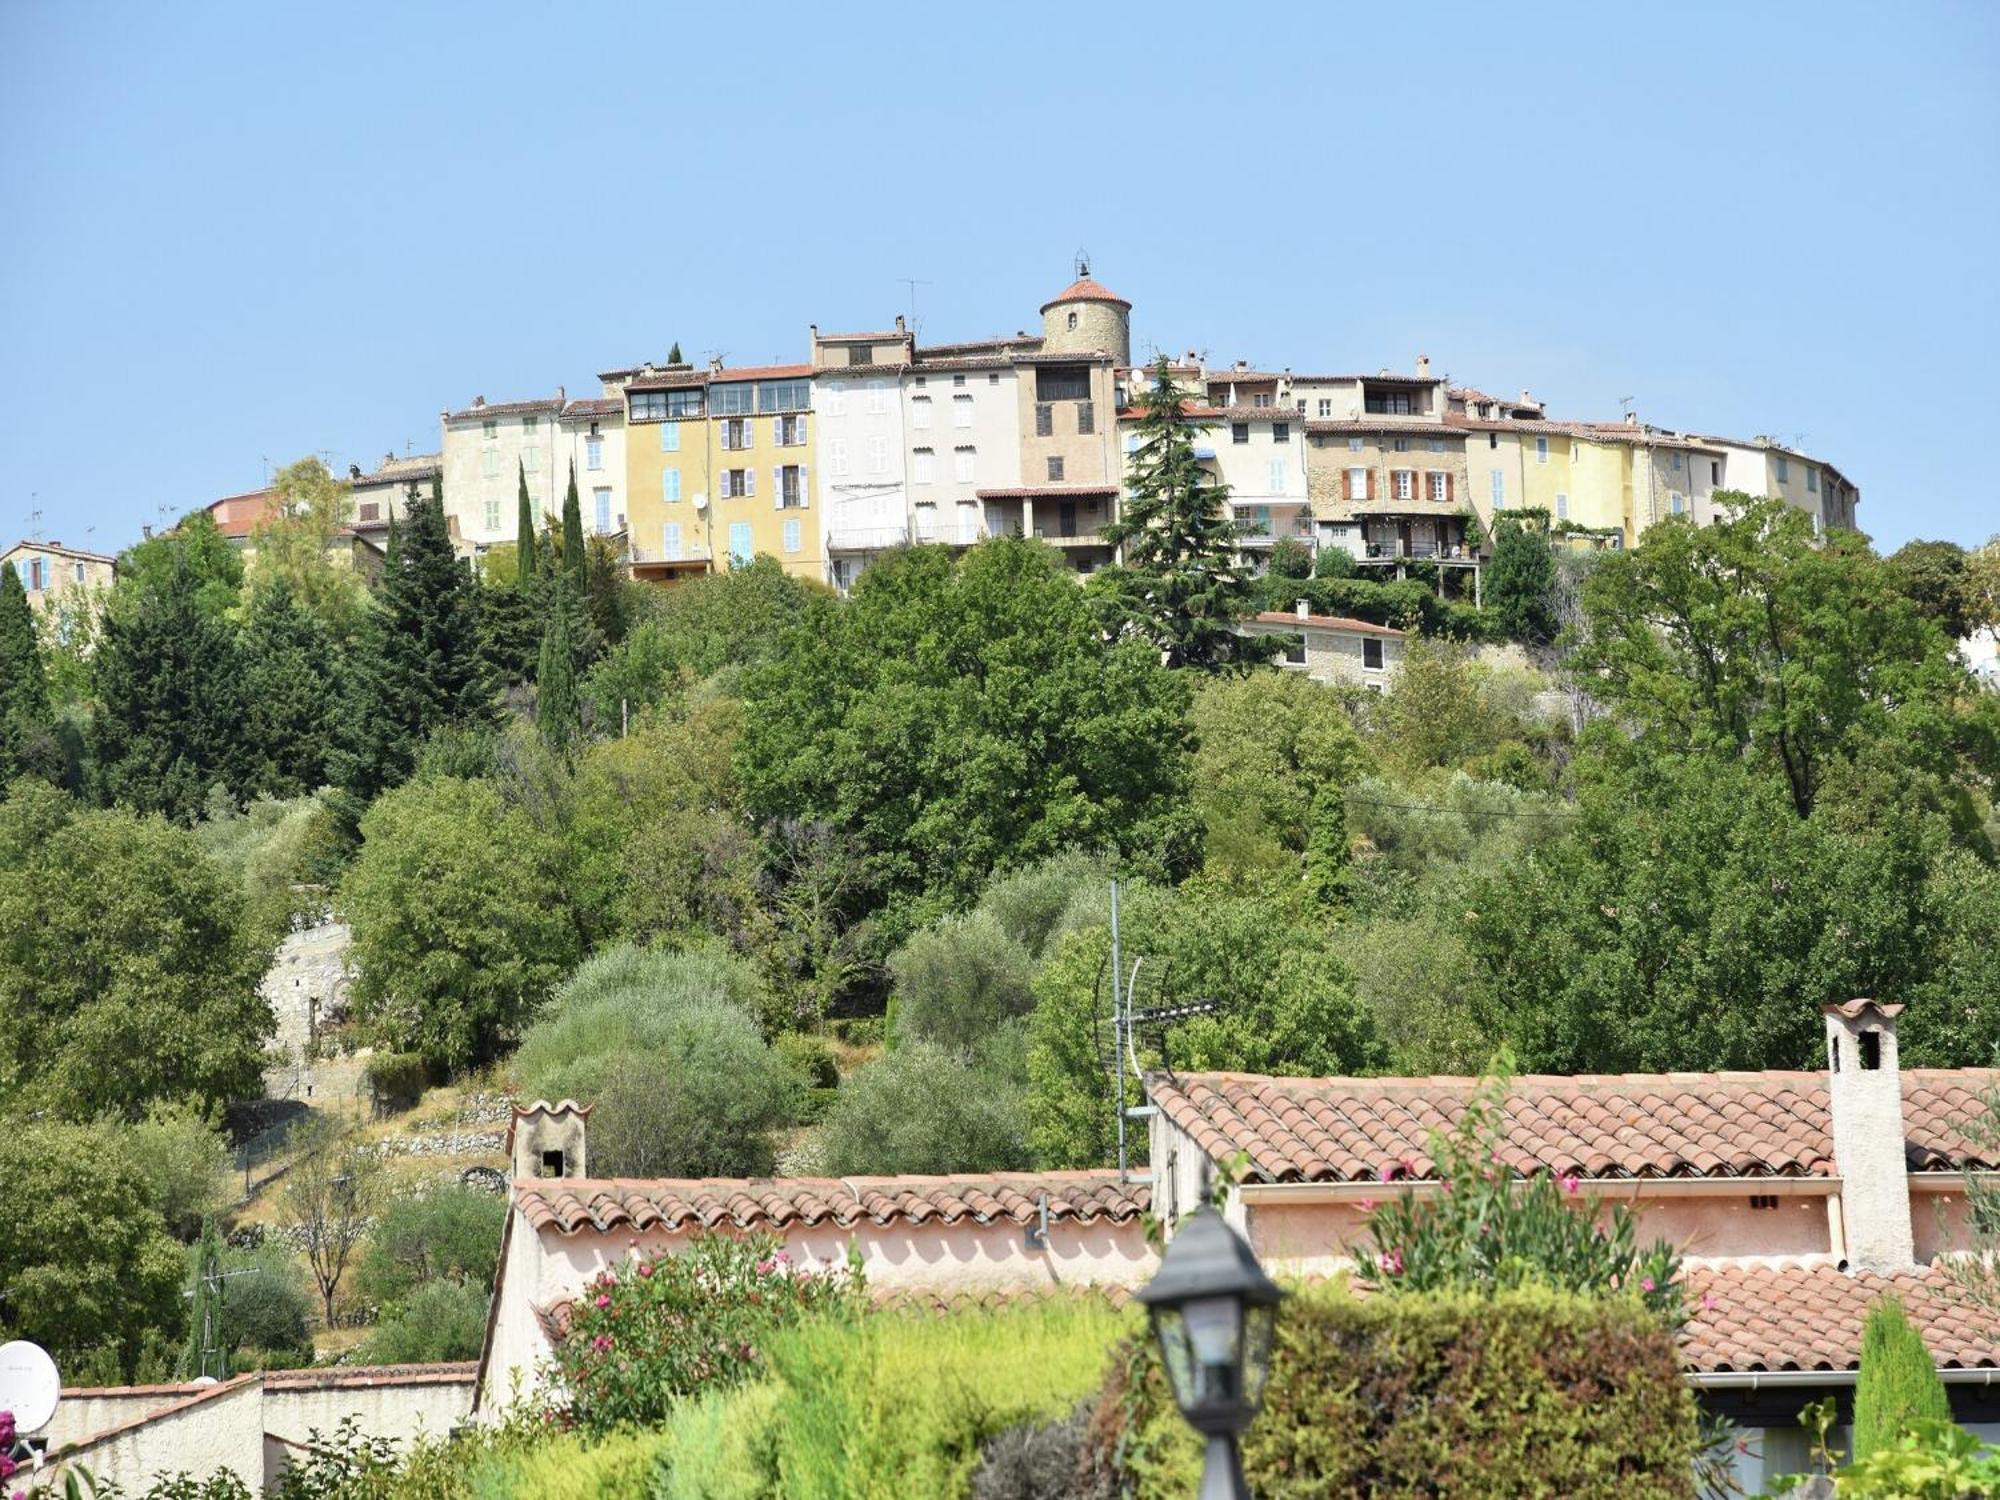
[550,1231,860,1435]
[1352,1061,1684,1327]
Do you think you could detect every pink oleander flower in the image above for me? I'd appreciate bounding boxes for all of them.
[1378,1250,1404,1276]
[0,1457,14,1483]
[755,1258,775,1275]
[775,1250,791,1265]
[1640,1277,1656,1293]
[1560,1173,1580,1195]
[637,1262,653,1278]
[1378,1166,1395,1183]
[594,1294,610,1309]
[592,1334,612,1352]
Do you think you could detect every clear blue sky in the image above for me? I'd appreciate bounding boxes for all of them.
[2,1,1994,553]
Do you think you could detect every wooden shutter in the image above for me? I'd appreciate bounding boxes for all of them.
[1445,472,1455,502]
[799,464,809,509]
[773,467,783,509]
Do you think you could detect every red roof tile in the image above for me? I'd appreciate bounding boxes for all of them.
[1041,276,1131,313]
[974,486,1120,501]
[707,363,813,383]
[515,1171,1149,1236]
[1685,1262,2000,1374]
[1148,1070,2000,1184]
[1250,611,1406,637]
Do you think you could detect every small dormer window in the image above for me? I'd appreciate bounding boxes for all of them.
[1067,311,1079,330]
[540,1149,566,1177]
[1860,1030,1882,1070]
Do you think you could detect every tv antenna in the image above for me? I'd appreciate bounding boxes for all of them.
[26,495,41,542]
[1093,879,1225,1183]
[897,277,931,332]
[1618,396,1636,418]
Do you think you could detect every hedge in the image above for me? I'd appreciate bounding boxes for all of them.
[1086,1283,1701,1500]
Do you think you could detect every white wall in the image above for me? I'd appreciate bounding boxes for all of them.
[559,412,628,540]
[440,402,566,554]
[816,372,910,573]
[910,368,1020,543]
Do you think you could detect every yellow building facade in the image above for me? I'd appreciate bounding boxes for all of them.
[624,363,819,580]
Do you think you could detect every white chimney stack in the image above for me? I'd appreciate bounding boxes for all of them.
[1823,1000,1915,1273]
[1415,353,1431,379]
[1294,598,1310,619]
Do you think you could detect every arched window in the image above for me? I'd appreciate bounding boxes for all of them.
[1067,310,1078,330]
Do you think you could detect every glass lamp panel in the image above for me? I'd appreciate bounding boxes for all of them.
[1181,1295,1243,1366]
[1151,1307,1199,1414]
[1241,1302,1278,1413]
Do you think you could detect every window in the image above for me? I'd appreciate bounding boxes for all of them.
[667,389,702,418]
[866,381,888,415]
[1363,637,1385,671]
[912,448,934,484]
[953,446,975,482]
[1748,1194,1780,1211]
[1555,492,1570,519]
[1318,398,1332,417]
[1347,466,1369,499]
[1670,491,1685,515]
[1035,366,1091,401]
[710,384,754,416]
[73,561,85,583]
[826,387,847,417]
[912,396,933,429]
[633,390,702,421]
[1047,456,1064,481]
[830,438,849,476]
[1393,470,1414,500]
[1535,436,1549,464]
[869,436,888,473]
[1391,437,1409,453]
[1231,422,1250,445]
[1428,471,1449,502]
[776,465,806,508]
[358,501,380,522]
[522,442,541,472]
[663,521,683,560]
[1711,461,1720,485]
[664,469,681,502]
[1364,389,1413,415]
[481,447,500,478]
[660,421,681,453]
[1806,466,1819,493]
[721,417,750,450]
[593,487,612,532]
[586,434,604,471]
[1252,392,1274,408]
[482,419,498,440]
[756,379,810,413]
[956,396,975,429]
[1066,310,1078,330]
[1427,439,1445,453]
[1488,432,1498,449]
[1077,401,1095,435]
[721,467,755,498]
[483,496,502,531]
[1036,404,1054,437]
[1281,634,1306,667]
[1296,399,1307,414]
[775,414,806,446]
[952,374,966,388]
[847,346,873,367]
[1774,455,1790,483]
[1671,451,1683,472]
[783,518,802,553]
[914,375,927,388]
[1272,422,1290,443]
[1268,459,1286,492]
[988,372,1000,385]
[1348,436,1364,452]
[1491,470,1505,508]
[728,521,753,565]
[522,415,539,436]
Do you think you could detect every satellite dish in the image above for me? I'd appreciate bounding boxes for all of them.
[692,492,709,512]
[0,1340,60,1434]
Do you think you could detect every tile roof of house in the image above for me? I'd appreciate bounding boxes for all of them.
[562,398,623,420]
[1306,419,1464,438]
[624,368,707,391]
[707,362,814,383]
[2,538,117,564]
[1147,1069,2000,1184]
[1444,415,1723,453]
[1204,369,1288,384]
[446,396,566,422]
[1249,611,1407,637]
[918,335,1043,358]
[973,485,1121,501]
[1215,405,1306,423]
[352,454,441,487]
[1684,1262,2000,1375]
[1116,404,1227,422]
[1041,275,1131,313]
[516,1171,1149,1237]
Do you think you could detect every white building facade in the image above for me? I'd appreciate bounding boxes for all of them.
[439,393,569,557]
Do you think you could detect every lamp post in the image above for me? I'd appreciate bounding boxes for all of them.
[1137,1206,1285,1500]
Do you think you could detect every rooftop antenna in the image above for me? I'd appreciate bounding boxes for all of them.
[1618,396,1636,418]
[261,455,271,484]
[26,495,41,542]
[897,277,932,334]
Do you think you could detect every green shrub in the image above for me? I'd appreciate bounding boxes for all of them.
[818,1041,1028,1176]
[1267,536,1313,580]
[888,911,1036,1050]
[217,1244,314,1364]
[774,1031,839,1090]
[1313,545,1357,580]
[365,1279,488,1363]
[1793,1418,2000,1498]
[973,850,1110,959]
[357,1186,507,1309]
[1853,1294,1953,1462]
[108,1101,235,1241]
[1088,1283,1701,1499]
[363,1052,429,1115]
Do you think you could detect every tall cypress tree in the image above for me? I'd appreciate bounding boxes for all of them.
[184,1216,228,1381]
[240,577,340,796]
[332,480,495,810]
[535,579,579,754]
[1099,358,1275,671]
[667,341,682,365]
[91,553,248,821]
[516,459,537,587]
[561,459,586,594]
[0,564,50,777]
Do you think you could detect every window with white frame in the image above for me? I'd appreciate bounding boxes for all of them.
[721,468,755,498]
[1555,492,1569,519]
[721,418,750,450]
[954,395,973,428]
[1394,470,1414,500]
[728,521,752,564]
[1348,436,1364,452]
[1670,491,1685,515]
[481,447,499,478]
[483,496,501,531]
[1491,470,1505,508]
[664,469,681,502]
[522,442,541,472]
[869,436,888,473]
[663,521,683,560]
[1535,436,1549,464]
[913,448,934,484]
[594,488,612,532]
[783,518,801,553]
[777,466,806,508]
[953,446,975,483]
[827,387,847,417]
[1427,471,1448,502]
[1348,466,1369,499]
[661,422,680,453]
[710,385,754,416]
[586,435,603,471]
[1319,399,1333,417]
[866,381,888,415]
[774,414,806,446]
[1252,392,1273,408]
[912,397,932,430]
[1268,459,1286,492]
[829,438,848,476]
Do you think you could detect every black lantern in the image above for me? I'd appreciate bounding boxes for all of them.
[1137,1206,1285,1500]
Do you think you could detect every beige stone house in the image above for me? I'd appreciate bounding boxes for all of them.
[1,538,115,610]
[1238,604,1406,689]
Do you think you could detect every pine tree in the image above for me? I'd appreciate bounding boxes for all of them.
[1486,515,1558,645]
[535,579,580,754]
[1098,358,1275,671]
[91,554,248,821]
[667,341,682,365]
[240,578,341,796]
[183,1216,228,1381]
[562,460,586,595]
[0,564,51,777]
[332,480,495,811]
[1853,1294,1951,1460]
[516,459,537,586]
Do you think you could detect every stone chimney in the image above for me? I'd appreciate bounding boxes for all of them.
[708,355,724,375]
[508,1099,591,1181]
[1295,598,1310,619]
[895,314,906,333]
[1415,353,1431,379]
[1824,999,1914,1273]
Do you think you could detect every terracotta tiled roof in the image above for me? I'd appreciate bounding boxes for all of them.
[1116,404,1226,422]
[1306,419,1463,438]
[1148,1069,2000,1184]
[446,396,565,421]
[562,398,623,420]
[1204,369,1288,384]
[973,486,1120,501]
[707,362,814,383]
[1041,276,1130,313]
[1250,611,1406,637]
[516,1171,1149,1236]
[352,454,441,487]
[1684,1262,2000,1375]
[2,539,117,564]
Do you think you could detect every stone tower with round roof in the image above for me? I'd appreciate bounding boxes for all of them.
[1040,261,1131,365]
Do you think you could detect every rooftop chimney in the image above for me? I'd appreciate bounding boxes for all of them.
[557,385,566,404]
[1415,354,1431,379]
[1294,598,1310,620]
[508,1099,591,1182]
[895,314,906,332]
[708,355,724,374]
[348,464,362,481]
[473,395,486,408]
[1625,410,1640,427]
[1520,388,1533,405]
[1823,999,1915,1273]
